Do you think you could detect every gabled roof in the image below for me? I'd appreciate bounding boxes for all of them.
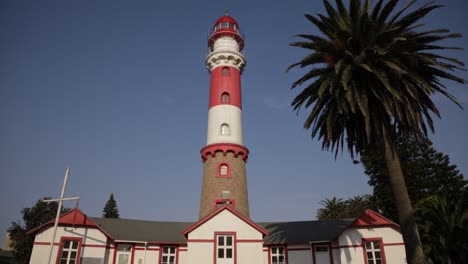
[27,208,399,245]
[260,219,353,244]
[182,205,269,236]
[91,217,192,243]
[350,209,400,229]
[27,208,111,238]
[333,209,400,241]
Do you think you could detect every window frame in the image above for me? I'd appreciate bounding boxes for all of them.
[269,246,287,264]
[213,199,236,210]
[55,236,83,264]
[159,245,178,264]
[362,238,386,264]
[221,92,230,103]
[220,123,230,136]
[217,163,231,178]
[214,232,236,263]
[221,67,231,76]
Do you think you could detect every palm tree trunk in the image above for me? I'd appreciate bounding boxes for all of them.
[382,133,425,264]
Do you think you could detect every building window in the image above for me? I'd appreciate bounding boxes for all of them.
[315,245,329,252]
[217,235,234,260]
[218,163,230,177]
[221,92,230,103]
[221,124,230,135]
[364,240,384,264]
[214,199,235,209]
[57,238,81,264]
[271,246,286,264]
[222,67,230,76]
[161,246,177,264]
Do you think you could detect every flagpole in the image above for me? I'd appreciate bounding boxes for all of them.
[46,167,70,264]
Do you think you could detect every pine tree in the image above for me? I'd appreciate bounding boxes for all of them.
[102,193,120,218]
[361,133,467,222]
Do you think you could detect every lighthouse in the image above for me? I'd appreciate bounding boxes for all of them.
[199,12,249,219]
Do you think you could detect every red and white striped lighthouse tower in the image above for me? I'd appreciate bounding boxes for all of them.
[199,12,249,219]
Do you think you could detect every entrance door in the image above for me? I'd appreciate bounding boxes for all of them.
[116,244,132,264]
[216,235,234,264]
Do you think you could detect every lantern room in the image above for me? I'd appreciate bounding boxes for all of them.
[208,13,245,52]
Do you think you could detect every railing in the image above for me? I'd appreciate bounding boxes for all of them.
[207,22,245,40]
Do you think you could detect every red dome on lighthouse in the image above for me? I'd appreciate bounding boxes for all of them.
[208,13,244,51]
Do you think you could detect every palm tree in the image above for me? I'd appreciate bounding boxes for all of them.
[316,197,346,220]
[415,194,468,264]
[287,0,466,263]
[346,195,374,216]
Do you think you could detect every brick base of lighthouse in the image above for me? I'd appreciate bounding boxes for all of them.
[199,152,249,219]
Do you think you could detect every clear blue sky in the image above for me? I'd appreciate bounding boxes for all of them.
[1,0,467,237]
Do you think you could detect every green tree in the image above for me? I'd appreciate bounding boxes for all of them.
[287,1,466,263]
[346,195,375,217]
[415,194,468,264]
[102,193,120,218]
[361,133,467,221]
[317,195,375,220]
[8,198,68,264]
[316,197,347,220]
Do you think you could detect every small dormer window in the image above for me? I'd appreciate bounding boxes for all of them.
[222,67,230,76]
[221,92,230,103]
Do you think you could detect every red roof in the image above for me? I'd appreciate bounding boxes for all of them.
[214,15,239,28]
[333,209,400,241]
[27,208,112,238]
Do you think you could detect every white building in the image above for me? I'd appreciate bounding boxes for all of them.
[28,13,407,264]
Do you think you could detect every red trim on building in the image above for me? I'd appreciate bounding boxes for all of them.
[333,209,400,241]
[213,231,237,264]
[213,199,236,210]
[131,243,135,264]
[267,245,288,264]
[182,205,269,236]
[332,244,362,249]
[158,245,180,264]
[55,236,83,264]
[187,239,214,243]
[362,237,387,264]
[112,243,117,264]
[27,208,113,239]
[209,66,242,109]
[201,143,249,162]
[311,242,332,264]
[287,247,309,251]
[383,242,405,246]
[236,239,263,243]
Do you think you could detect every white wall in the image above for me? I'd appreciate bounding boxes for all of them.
[30,226,109,264]
[288,249,312,264]
[187,209,264,264]
[335,227,406,264]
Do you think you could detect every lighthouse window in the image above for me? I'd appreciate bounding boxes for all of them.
[221,124,230,136]
[220,164,228,176]
[222,67,230,76]
[221,92,230,103]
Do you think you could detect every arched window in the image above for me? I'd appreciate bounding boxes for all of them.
[221,124,230,135]
[217,163,231,178]
[221,92,230,103]
[222,67,230,76]
[220,164,228,176]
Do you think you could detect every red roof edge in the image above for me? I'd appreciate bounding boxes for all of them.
[333,209,401,241]
[182,205,269,237]
[27,208,113,239]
